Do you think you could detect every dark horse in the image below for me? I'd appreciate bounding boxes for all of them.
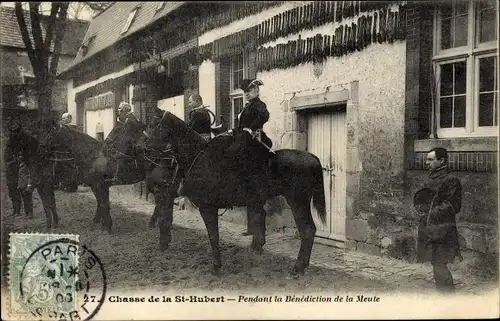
[7,128,60,227]
[38,121,148,231]
[147,111,326,278]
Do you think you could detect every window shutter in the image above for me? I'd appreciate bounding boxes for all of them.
[216,59,232,126]
[247,50,257,79]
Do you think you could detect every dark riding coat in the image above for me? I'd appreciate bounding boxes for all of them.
[188,106,211,135]
[238,97,269,132]
[416,166,462,264]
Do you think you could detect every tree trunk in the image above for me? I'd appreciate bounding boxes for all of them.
[36,78,54,125]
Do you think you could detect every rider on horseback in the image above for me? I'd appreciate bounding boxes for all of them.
[226,78,273,235]
[187,94,212,141]
[104,102,148,183]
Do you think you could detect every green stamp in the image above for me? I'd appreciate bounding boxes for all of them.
[8,233,80,319]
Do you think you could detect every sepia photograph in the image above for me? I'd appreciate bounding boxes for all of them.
[0,1,499,320]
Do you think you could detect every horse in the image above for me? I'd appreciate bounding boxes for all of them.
[7,128,60,227]
[147,111,326,278]
[38,121,150,232]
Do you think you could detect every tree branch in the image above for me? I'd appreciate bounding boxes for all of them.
[29,2,46,76]
[43,3,60,57]
[15,3,38,70]
[49,3,69,82]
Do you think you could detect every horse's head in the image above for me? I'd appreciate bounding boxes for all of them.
[103,115,148,158]
[37,123,71,158]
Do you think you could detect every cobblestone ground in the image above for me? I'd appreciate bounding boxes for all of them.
[1,179,497,297]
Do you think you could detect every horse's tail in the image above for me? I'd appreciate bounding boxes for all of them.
[311,159,327,225]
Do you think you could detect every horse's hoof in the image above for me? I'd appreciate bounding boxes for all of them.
[251,246,264,255]
[211,266,221,277]
[286,270,304,280]
[160,243,169,252]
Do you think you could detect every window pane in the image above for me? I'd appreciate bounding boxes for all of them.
[440,97,453,128]
[479,8,497,42]
[455,61,467,94]
[440,63,454,96]
[454,14,468,47]
[453,95,466,127]
[479,57,496,92]
[478,93,495,126]
[441,18,452,50]
[233,97,244,126]
[477,0,498,43]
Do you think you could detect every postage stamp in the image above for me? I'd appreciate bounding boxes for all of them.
[7,233,107,321]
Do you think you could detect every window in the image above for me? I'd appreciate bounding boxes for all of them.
[121,8,139,34]
[433,0,498,137]
[229,54,247,128]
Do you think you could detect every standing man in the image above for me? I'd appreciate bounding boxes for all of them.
[5,122,24,217]
[415,147,462,293]
[17,153,34,218]
[187,94,212,141]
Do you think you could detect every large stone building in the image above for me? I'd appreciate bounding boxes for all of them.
[62,1,498,275]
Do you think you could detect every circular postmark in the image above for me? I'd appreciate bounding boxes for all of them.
[19,238,107,320]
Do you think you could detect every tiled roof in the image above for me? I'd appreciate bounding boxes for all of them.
[67,2,185,71]
[0,6,89,56]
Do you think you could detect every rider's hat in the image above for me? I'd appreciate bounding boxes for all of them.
[240,79,264,92]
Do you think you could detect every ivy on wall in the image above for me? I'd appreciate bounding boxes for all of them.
[256,5,407,71]
[198,1,406,66]
[84,92,115,111]
[256,1,401,46]
[196,2,285,35]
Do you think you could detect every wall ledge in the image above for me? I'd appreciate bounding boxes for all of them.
[414,137,498,153]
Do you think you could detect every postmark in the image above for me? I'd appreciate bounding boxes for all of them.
[8,233,107,320]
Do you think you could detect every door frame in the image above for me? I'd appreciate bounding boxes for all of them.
[284,81,361,248]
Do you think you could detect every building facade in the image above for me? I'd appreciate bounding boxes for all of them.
[63,1,498,275]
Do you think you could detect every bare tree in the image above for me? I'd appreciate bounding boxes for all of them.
[15,2,69,124]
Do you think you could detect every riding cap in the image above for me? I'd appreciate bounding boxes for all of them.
[118,102,132,113]
[240,79,264,92]
[413,188,435,212]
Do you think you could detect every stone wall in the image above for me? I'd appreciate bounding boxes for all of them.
[346,170,498,276]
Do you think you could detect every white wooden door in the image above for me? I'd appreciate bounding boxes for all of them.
[85,107,115,140]
[307,110,347,243]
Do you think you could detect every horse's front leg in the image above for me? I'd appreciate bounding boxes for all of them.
[100,184,112,233]
[156,186,175,251]
[249,205,267,254]
[199,205,221,276]
[36,186,53,228]
[45,182,59,227]
[90,182,111,232]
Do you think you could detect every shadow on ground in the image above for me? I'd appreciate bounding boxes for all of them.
[1,180,398,294]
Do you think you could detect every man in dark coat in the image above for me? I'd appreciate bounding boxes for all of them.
[17,154,34,218]
[415,147,462,293]
[226,78,273,236]
[187,94,212,141]
[4,122,34,218]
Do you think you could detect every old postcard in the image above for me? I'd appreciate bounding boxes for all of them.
[1,1,499,320]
